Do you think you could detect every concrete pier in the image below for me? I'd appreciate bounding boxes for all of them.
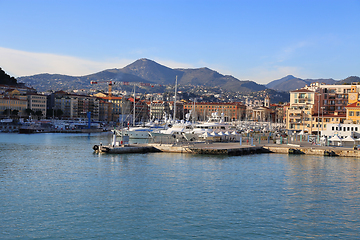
[93,144,160,154]
[264,144,360,157]
[93,141,360,158]
[148,142,266,155]
[94,142,267,156]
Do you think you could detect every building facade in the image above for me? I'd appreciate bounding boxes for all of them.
[183,102,246,122]
[27,93,47,117]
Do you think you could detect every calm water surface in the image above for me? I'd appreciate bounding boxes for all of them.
[1,133,360,239]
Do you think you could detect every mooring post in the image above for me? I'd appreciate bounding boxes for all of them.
[240,136,242,146]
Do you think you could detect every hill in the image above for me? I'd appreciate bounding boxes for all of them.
[0,68,17,86]
[18,58,266,93]
[337,76,360,85]
[266,75,337,91]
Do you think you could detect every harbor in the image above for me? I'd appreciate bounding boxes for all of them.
[3,132,360,239]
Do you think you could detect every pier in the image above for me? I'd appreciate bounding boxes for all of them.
[93,140,360,158]
[93,142,266,155]
[264,143,360,158]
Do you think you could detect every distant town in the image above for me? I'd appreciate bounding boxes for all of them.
[2,65,360,143]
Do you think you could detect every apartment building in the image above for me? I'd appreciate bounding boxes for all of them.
[150,101,170,121]
[286,89,317,133]
[287,82,354,134]
[51,91,100,121]
[27,93,47,117]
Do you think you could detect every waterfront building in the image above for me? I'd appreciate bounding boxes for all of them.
[183,102,246,122]
[0,94,28,117]
[51,91,100,121]
[150,101,170,121]
[98,99,112,122]
[27,93,47,117]
[286,82,360,134]
[286,88,318,134]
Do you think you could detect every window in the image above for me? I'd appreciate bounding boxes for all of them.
[350,111,354,116]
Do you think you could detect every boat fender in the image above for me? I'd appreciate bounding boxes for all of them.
[93,145,99,151]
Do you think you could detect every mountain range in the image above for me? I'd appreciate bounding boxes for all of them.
[10,58,360,93]
[266,75,360,91]
[17,59,266,93]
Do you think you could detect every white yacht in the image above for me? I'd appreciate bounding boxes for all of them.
[150,120,194,137]
[184,112,236,139]
[114,121,167,139]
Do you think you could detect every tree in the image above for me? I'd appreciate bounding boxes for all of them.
[34,110,43,119]
[11,110,19,116]
[3,109,11,116]
[0,67,17,85]
[25,108,34,116]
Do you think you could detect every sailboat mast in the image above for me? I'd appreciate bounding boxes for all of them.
[133,84,136,126]
[173,75,178,121]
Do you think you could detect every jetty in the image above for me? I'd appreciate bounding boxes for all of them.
[264,143,360,158]
[93,139,360,158]
[93,141,266,155]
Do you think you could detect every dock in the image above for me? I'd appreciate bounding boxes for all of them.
[93,140,360,158]
[264,143,360,158]
[93,142,268,155]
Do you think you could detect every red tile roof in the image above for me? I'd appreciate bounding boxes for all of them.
[345,102,360,108]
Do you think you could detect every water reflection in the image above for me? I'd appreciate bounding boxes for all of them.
[1,133,360,238]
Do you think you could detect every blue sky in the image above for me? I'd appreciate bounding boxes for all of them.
[0,0,359,84]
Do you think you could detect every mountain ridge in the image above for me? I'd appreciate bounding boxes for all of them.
[266,75,338,91]
[14,59,360,93]
[18,58,267,93]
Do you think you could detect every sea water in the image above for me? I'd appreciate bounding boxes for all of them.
[1,133,360,239]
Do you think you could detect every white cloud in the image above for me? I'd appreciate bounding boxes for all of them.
[0,47,134,77]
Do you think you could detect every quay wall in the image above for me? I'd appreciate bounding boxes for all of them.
[94,142,360,158]
[265,146,360,158]
[148,144,193,153]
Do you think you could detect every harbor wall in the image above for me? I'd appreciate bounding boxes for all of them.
[264,146,360,157]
